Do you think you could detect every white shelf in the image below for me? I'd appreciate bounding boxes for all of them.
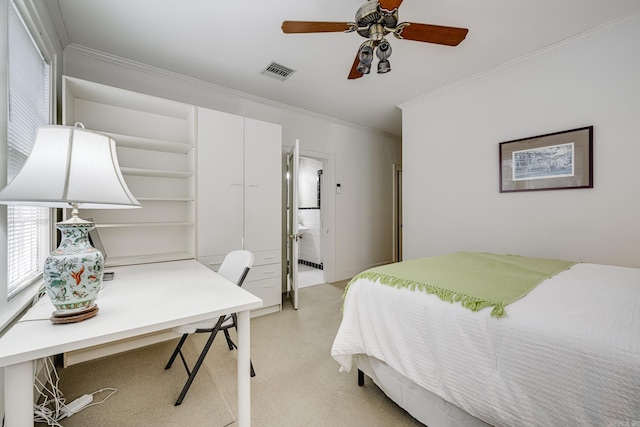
[120,167,193,179]
[104,131,193,154]
[63,76,194,119]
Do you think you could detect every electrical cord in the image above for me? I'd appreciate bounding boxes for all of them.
[32,356,118,425]
[29,283,118,424]
[33,357,67,426]
[32,283,46,306]
[15,285,59,323]
[83,388,118,410]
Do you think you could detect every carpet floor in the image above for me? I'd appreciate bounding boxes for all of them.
[37,281,423,426]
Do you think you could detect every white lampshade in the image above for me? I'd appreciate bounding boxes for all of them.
[0,124,140,209]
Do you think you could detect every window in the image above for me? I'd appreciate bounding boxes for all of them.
[6,1,51,299]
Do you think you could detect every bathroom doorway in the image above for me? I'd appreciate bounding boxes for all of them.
[297,155,327,288]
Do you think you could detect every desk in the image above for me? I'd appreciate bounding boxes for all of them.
[0,260,262,426]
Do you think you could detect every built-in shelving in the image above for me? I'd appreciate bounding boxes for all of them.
[63,76,196,266]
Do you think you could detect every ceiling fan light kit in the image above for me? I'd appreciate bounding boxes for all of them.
[376,40,392,74]
[282,0,468,80]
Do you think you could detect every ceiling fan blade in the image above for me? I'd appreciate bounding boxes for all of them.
[348,53,363,80]
[282,21,352,34]
[397,22,469,46]
[379,0,403,11]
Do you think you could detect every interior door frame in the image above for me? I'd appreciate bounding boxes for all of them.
[281,145,336,308]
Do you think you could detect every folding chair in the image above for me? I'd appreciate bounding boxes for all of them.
[165,250,255,405]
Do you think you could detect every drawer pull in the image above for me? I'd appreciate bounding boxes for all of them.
[263,256,275,259]
[263,284,275,288]
[263,270,276,274]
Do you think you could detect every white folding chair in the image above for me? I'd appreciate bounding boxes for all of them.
[165,250,255,405]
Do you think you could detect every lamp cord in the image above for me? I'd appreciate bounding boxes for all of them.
[33,356,117,425]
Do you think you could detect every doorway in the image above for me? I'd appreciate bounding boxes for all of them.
[297,156,326,288]
[284,145,334,310]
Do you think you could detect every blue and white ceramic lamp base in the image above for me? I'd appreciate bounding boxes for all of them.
[44,217,104,322]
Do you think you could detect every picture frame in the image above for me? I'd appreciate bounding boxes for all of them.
[499,126,593,193]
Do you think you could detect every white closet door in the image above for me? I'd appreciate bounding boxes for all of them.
[197,108,244,257]
[243,118,282,252]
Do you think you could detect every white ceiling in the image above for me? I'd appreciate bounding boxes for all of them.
[49,0,640,138]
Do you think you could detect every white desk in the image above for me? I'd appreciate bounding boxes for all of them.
[0,260,262,426]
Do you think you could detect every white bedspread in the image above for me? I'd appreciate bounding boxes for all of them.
[331,263,640,426]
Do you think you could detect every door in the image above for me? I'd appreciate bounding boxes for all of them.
[287,140,300,309]
[197,108,244,257]
[244,118,282,251]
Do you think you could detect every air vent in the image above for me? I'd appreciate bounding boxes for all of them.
[261,62,296,81]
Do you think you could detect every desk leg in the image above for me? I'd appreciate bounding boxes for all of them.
[237,310,250,427]
[5,360,34,427]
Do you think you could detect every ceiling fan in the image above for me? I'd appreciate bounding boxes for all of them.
[281,0,468,80]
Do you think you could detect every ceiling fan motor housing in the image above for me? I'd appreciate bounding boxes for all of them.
[355,1,398,39]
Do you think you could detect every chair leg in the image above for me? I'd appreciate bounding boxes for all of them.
[165,334,189,370]
[223,329,235,351]
[228,322,256,378]
[174,315,226,406]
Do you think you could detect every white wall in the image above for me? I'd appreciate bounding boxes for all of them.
[62,47,401,281]
[400,15,640,268]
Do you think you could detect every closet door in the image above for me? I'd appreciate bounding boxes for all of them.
[243,118,282,252]
[197,108,244,258]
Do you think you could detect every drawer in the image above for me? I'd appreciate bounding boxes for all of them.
[246,263,280,282]
[198,250,280,271]
[251,249,281,267]
[243,277,281,308]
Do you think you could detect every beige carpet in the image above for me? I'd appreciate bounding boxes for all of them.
[38,282,423,426]
[36,339,235,426]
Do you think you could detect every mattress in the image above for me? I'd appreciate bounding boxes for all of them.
[331,262,640,426]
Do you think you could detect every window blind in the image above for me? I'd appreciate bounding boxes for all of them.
[6,1,51,299]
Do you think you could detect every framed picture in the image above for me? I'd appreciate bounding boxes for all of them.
[499,126,593,193]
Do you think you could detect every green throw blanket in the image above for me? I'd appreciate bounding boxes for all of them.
[349,252,576,318]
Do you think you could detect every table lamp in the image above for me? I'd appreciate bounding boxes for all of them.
[0,123,140,323]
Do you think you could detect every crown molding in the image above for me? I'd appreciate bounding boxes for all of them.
[64,43,398,140]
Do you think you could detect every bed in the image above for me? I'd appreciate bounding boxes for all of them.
[331,252,640,427]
